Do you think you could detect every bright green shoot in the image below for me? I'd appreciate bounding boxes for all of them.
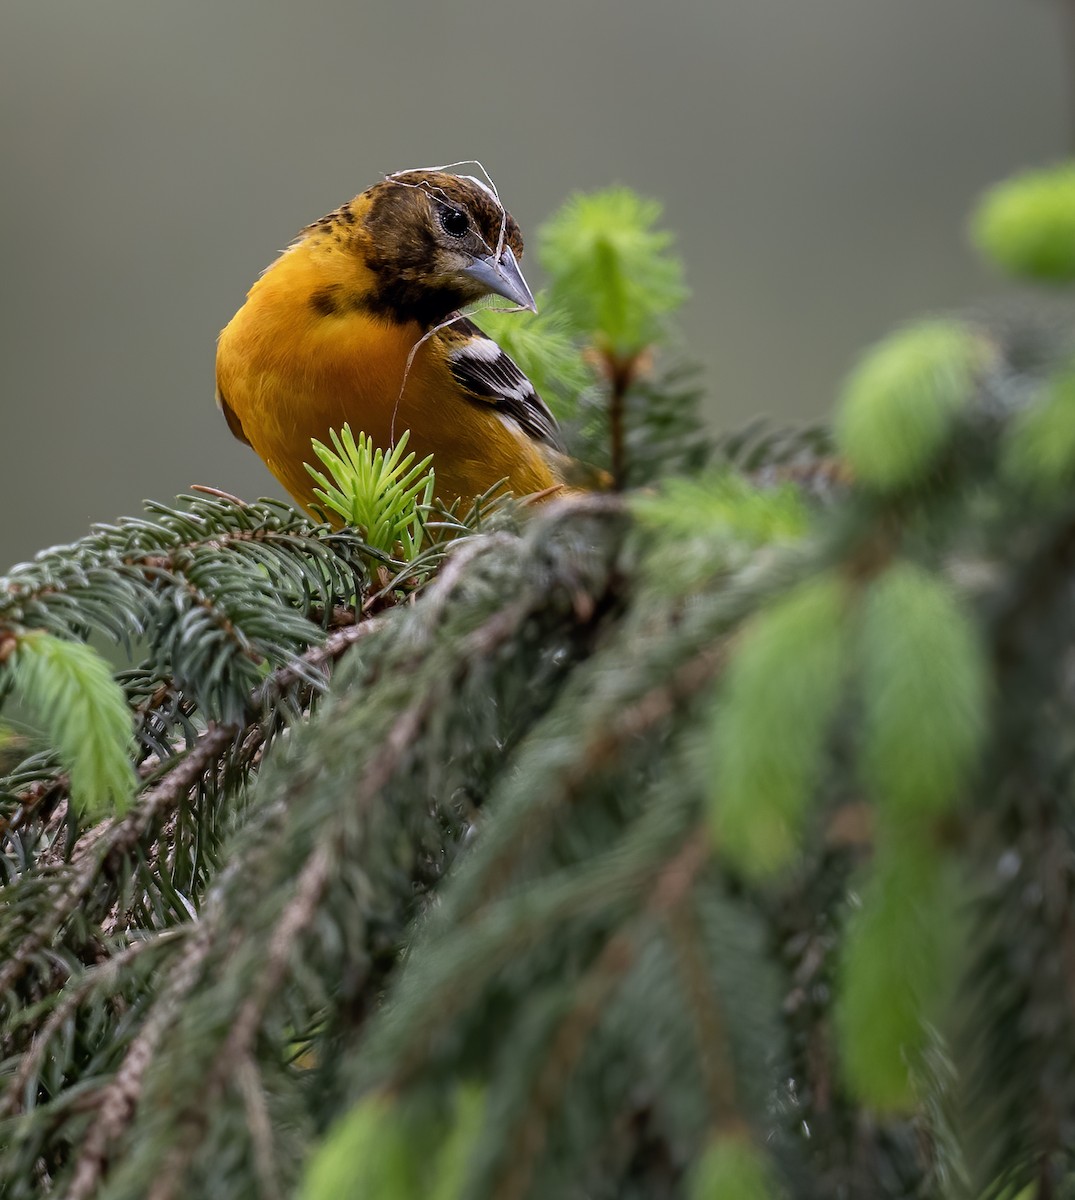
[306,426,436,561]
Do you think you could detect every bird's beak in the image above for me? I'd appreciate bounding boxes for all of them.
[462,246,537,312]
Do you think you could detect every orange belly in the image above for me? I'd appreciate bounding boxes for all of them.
[216,292,556,515]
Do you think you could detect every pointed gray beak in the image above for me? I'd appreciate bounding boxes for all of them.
[462,245,537,312]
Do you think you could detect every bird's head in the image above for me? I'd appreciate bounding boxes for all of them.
[301,169,536,327]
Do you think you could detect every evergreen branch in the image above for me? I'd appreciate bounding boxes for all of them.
[489,835,710,1200]
[960,507,1075,1194]
[539,187,686,357]
[88,518,620,1198]
[0,928,183,1119]
[0,611,395,1003]
[238,540,576,1031]
[2,776,65,838]
[217,841,335,1117]
[0,497,362,638]
[991,512,1075,679]
[0,722,237,1002]
[373,790,701,1093]
[253,609,395,703]
[236,1055,283,1200]
[117,783,395,1195]
[608,357,629,489]
[0,496,373,763]
[450,540,816,921]
[123,852,341,1200]
[66,922,214,1200]
[8,612,394,841]
[404,531,519,627]
[663,884,742,1129]
[491,926,637,1200]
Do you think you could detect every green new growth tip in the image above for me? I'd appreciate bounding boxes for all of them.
[709,573,848,878]
[306,425,435,560]
[859,562,987,819]
[836,321,991,491]
[837,840,960,1112]
[539,186,687,357]
[688,1133,782,1200]
[972,163,1075,283]
[5,630,135,818]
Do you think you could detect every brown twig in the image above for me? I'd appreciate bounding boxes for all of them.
[605,352,641,490]
[188,484,249,506]
[661,859,744,1129]
[66,921,214,1200]
[236,1053,283,1200]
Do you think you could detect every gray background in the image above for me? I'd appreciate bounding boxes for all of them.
[0,0,1069,568]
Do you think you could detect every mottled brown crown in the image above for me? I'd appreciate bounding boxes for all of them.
[374,170,523,259]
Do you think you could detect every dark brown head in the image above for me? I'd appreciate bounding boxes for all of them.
[306,170,535,328]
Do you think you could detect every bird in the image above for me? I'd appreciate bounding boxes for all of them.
[215,167,570,515]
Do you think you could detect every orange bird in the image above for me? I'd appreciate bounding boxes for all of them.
[216,169,569,513]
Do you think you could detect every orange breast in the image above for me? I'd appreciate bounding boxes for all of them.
[215,243,557,515]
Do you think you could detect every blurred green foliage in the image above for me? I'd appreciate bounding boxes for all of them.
[837,839,959,1111]
[972,163,1075,283]
[538,187,687,358]
[835,320,992,491]
[1004,356,1075,492]
[708,574,848,879]
[688,1133,783,1200]
[859,563,987,819]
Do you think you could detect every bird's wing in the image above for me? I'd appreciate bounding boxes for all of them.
[215,386,252,446]
[440,317,566,453]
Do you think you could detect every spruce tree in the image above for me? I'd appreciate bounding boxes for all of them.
[4,167,1075,1199]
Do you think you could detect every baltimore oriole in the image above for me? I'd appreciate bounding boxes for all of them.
[216,168,569,513]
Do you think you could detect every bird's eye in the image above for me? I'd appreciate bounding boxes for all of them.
[439,207,469,238]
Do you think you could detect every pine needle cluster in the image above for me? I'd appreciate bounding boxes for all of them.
[4,166,1075,1200]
